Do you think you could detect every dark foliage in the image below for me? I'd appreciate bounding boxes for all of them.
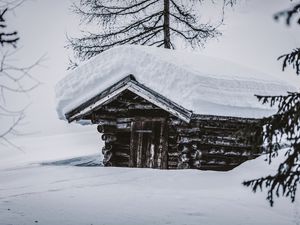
[274,3,300,26]
[0,8,19,47]
[69,0,235,61]
[275,3,300,75]
[243,1,300,207]
[243,92,300,206]
[278,48,300,75]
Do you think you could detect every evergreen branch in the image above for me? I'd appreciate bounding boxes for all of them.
[274,3,300,26]
[244,91,300,205]
[278,48,300,75]
[243,144,300,206]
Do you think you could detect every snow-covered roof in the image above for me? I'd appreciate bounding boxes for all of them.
[65,75,193,123]
[55,45,297,121]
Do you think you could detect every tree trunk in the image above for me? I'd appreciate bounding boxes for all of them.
[163,0,171,49]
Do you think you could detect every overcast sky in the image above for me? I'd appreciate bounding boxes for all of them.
[6,0,300,138]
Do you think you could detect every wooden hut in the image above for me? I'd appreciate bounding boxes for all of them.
[56,45,295,171]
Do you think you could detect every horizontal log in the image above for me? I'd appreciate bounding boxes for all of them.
[101,132,130,144]
[114,152,130,158]
[176,127,201,134]
[116,118,133,123]
[104,143,113,150]
[111,143,130,152]
[174,118,255,130]
[179,134,238,142]
[168,144,178,149]
[197,144,258,154]
[93,114,116,121]
[177,162,190,169]
[168,161,178,167]
[128,104,161,110]
[98,109,168,118]
[198,164,238,171]
[191,114,259,123]
[168,158,178,163]
[178,137,251,148]
[101,134,117,142]
[199,155,255,167]
[97,124,116,133]
[116,122,131,130]
[101,104,161,112]
[168,152,179,157]
[111,155,130,163]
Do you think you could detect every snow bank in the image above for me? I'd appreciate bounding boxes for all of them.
[0,132,299,225]
[0,130,101,170]
[55,45,297,120]
[40,154,102,167]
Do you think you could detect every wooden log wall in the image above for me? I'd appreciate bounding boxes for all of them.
[169,115,261,171]
[92,90,169,168]
[88,90,262,171]
[98,120,131,167]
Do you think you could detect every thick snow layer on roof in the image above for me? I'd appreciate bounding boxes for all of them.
[55,45,297,120]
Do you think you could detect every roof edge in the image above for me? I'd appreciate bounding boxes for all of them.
[66,74,192,123]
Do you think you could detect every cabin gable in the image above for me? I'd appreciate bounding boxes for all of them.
[66,75,192,123]
[87,89,174,169]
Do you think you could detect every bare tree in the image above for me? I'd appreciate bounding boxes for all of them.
[69,0,236,61]
[243,1,300,206]
[0,0,40,148]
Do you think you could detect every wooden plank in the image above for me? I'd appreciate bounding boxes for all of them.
[160,119,168,169]
[135,129,152,133]
[136,130,143,168]
[129,120,138,167]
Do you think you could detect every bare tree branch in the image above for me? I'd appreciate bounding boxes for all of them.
[0,1,41,149]
[68,0,234,61]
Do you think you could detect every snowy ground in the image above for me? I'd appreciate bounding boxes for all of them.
[0,132,300,225]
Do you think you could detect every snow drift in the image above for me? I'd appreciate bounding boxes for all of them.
[0,132,299,225]
[55,45,297,120]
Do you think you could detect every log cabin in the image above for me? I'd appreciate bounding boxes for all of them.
[55,45,295,171]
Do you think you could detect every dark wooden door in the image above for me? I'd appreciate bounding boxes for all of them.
[129,118,168,169]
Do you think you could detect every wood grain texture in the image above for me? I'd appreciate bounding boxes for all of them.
[90,90,261,171]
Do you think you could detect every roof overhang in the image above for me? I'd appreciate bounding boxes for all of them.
[65,74,193,123]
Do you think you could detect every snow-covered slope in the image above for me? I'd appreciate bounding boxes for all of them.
[0,132,299,225]
[55,45,297,121]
